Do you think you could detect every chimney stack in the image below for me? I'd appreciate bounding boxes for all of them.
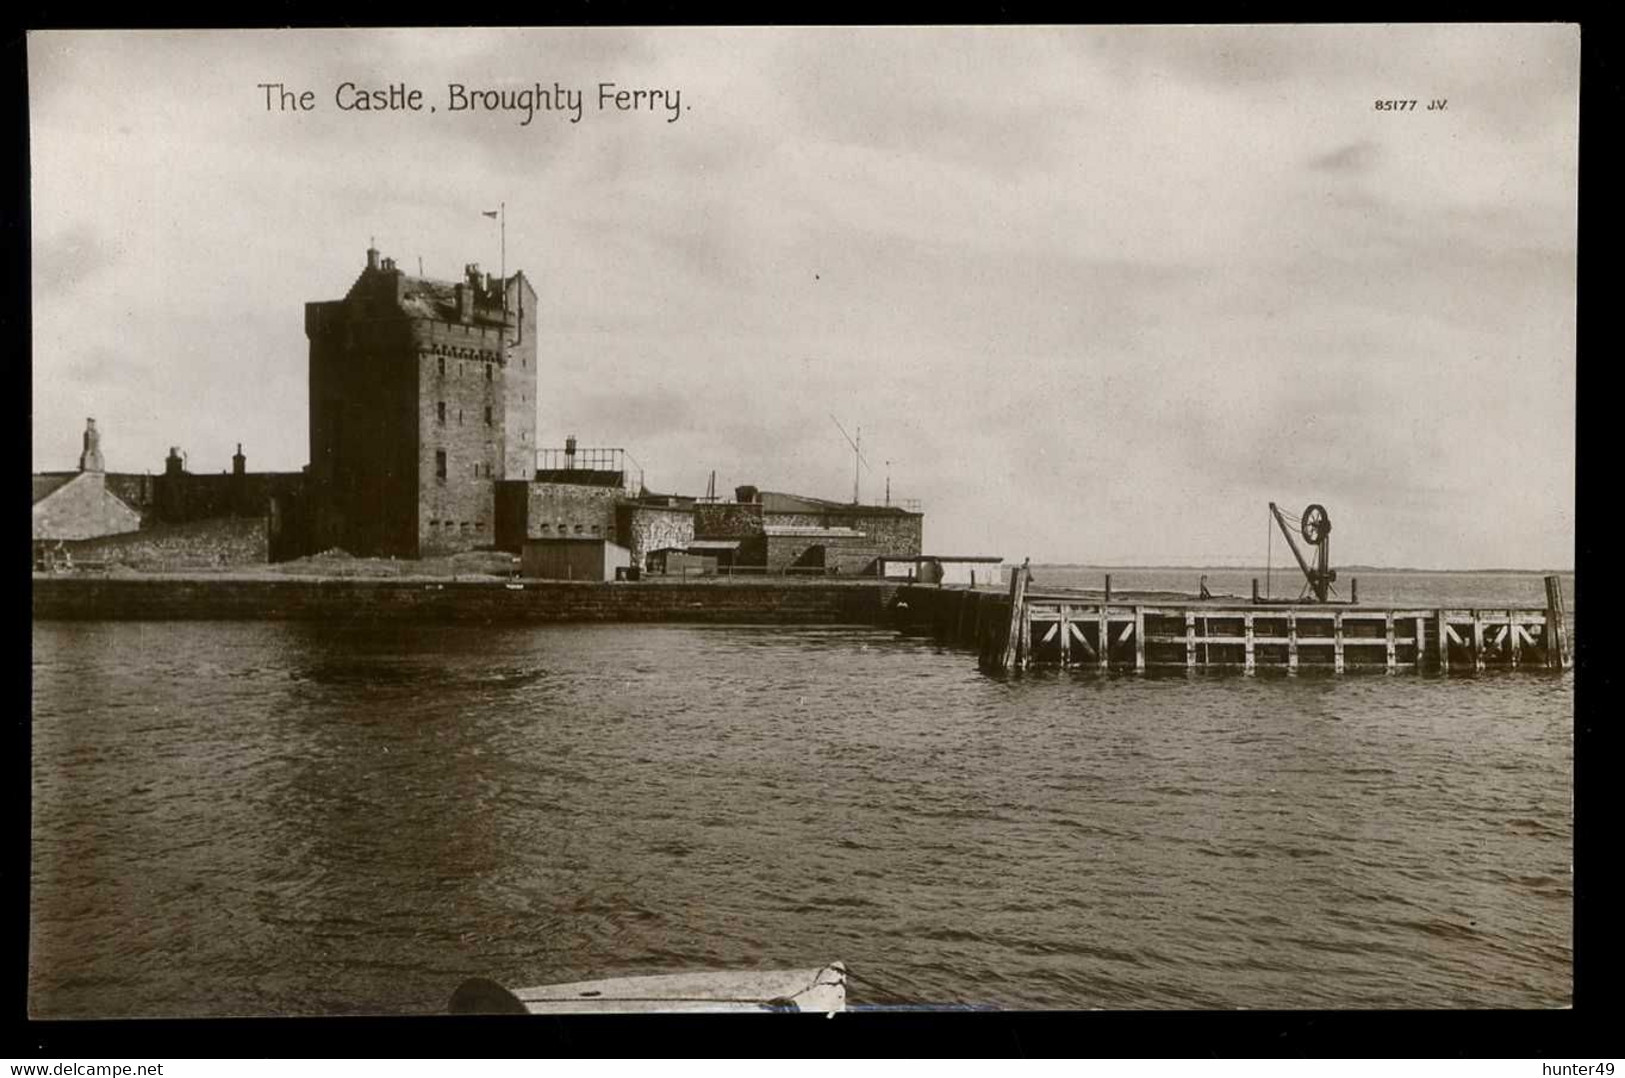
[78,417,104,473]
[233,443,246,478]
[165,446,185,477]
[367,246,380,271]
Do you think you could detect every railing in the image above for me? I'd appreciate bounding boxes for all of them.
[536,447,625,473]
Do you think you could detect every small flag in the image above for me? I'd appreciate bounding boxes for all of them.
[482,210,499,219]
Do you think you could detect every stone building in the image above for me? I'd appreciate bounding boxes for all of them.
[32,419,143,544]
[686,485,924,575]
[305,247,537,557]
[35,244,930,575]
[32,418,307,566]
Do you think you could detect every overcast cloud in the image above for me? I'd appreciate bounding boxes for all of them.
[29,26,1577,568]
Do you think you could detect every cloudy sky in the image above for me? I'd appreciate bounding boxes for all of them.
[29,26,1577,568]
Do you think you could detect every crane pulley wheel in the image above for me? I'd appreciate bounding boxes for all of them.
[1300,504,1332,546]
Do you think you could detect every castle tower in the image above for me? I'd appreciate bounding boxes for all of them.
[304,246,538,557]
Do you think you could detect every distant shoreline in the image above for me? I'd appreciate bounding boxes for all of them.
[1031,564,1575,576]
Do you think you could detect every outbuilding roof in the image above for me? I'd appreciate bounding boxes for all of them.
[761,525,866,539]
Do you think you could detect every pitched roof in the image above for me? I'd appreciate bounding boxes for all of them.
[32,473,77,505]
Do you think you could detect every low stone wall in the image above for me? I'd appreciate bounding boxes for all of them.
[32,576,902,624]
[56,516,269,568]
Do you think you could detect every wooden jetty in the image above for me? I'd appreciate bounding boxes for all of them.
[894,569,1570,675]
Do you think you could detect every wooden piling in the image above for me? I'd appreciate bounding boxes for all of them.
[1436,610,1449,673]
[1185,612,1196,670]
[1544,575,1569,670]
[1287,611,1299,673]
[1472,611,1486,671]
[997,564,1028,673]
[1098,606,1110,671]
[1019,598,1033,670]
[1385,612,1396,673]
[1509,609,1521,667]
[1060,604,1072,667]
[1333,612,1345,674]
[1134,606,1146,673]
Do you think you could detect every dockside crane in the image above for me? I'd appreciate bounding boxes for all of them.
[1267,501,1338,603]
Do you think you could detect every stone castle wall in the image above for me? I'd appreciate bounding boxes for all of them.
[617,504,696,567]
[55,516,270,569]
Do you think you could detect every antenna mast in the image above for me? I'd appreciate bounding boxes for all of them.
[829,415,871,505]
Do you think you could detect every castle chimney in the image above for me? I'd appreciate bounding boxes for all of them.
[455,283,473,322]
[78,417,104,473]
[165,446,184,477]
[735,484,759,504]
[233,443,246,477]
[367,246,380,271]
[564,434,577,468]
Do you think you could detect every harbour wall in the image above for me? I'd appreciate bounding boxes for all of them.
[31,575,902,624]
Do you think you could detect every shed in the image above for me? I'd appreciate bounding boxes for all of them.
[521,537,632,582]
[647,548,718,576]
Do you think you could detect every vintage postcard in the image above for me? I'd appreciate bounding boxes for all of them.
[28,26,1577,1022]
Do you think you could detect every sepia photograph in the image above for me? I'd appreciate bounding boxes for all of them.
[27,25,1577,1021]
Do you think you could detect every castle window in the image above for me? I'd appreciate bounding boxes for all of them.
[437,401,446,425]
[574,524,584,535]
[485,365,492,382]
[591,524,601,535]
[484,406,493,426]
[438,357,445,377]
[458,408,463,425]
[435,450,447,480]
